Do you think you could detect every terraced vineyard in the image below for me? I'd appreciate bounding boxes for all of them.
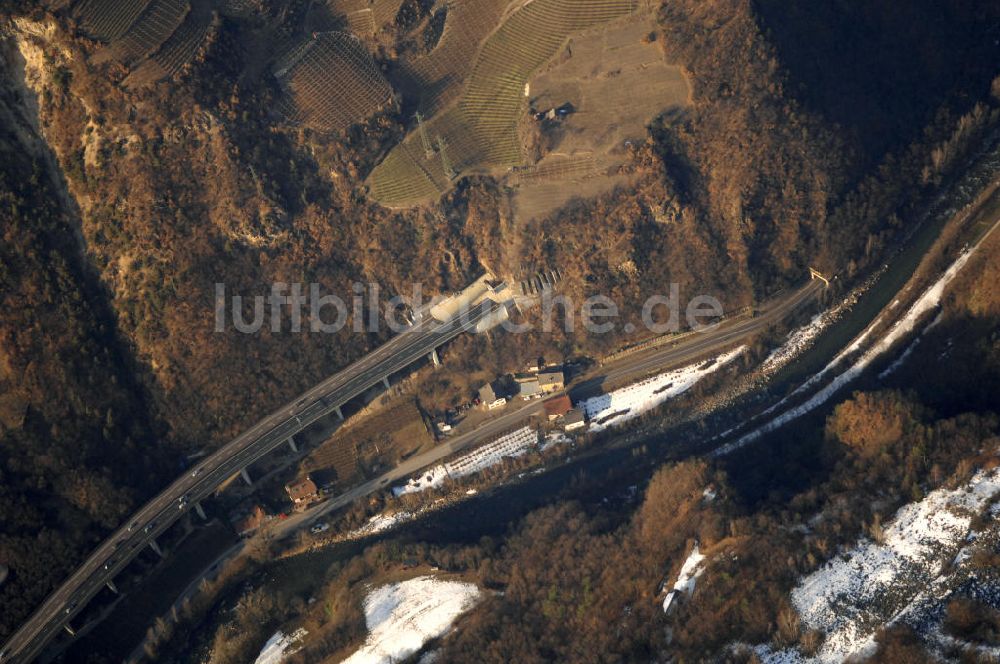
[394,0,509,115]
[123,0,214,88]
[370,0,403,27]
[367,143,445,206]
[343,9,377,35]
[90,0,190,65]
[275,31,395,133]
[325,0,403,36]
[368,0,638,207]
[73,0,151,41]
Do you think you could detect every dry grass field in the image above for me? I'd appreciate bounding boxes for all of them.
[510,9,690,220]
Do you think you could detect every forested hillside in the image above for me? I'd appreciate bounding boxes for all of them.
[0,0,998,644]
[0,51,163,636]
[280,233,1000,664]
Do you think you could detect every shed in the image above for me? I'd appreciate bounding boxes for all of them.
[563,408,586,432]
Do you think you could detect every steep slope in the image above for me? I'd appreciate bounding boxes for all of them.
[0,38,163,640]
[0,0,998,648]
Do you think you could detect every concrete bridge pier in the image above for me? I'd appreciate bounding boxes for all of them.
[240,468,253,486]
[107,579,119,594]
[287,436,298,453]
[382,376,390,389]
[64,623,76,637]
[149,539,164,557]
[429,349,440,366]
[194,502,207,520]
[334,405,344,420]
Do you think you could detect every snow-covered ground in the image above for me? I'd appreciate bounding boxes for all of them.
[354,510,417,537]
[755,466,1000,663]
[754,271,884,419]
[393,427,538,496]
[760,309,837,376]
[716,248,975,456]
[662,544,706,613]
[674,545,706,595]
[341,576,481,664]
[253,628,307,664]
[539,431,572,451]
[582,347,746,433]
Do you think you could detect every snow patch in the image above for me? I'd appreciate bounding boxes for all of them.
[393,427,537,496]
[717,250,974,456]
[540,432,571,451]
[583,347,745,433]
[760,312,832,375]
[757,466,1000,663]
[674,545,706,595]
[663,544,707,613]
[253,628,307,664]
[356,511,416,536]
[342,576,481,664]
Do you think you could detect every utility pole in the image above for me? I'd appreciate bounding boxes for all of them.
[436,135,457,180]
[416,112,434,159]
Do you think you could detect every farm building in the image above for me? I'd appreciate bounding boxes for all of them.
[478,382,497,405]
[537,370,564,393]
[543,394,573,420]
[285,476,319,506]
[518,379,541,399]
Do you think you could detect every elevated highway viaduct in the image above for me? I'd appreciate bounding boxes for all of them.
[0,300,503,664]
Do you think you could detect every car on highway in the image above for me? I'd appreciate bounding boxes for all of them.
[310,522,329,534]
[64,601,77,615]
[178,494,189,509]
[191,468,203,478]
[127,520,140,532]
[143,521,157,534]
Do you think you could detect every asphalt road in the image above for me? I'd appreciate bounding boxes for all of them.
[0,301,501,664]
[586,281,822,391]
[284,280,824,536]
[5,282,820,663]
